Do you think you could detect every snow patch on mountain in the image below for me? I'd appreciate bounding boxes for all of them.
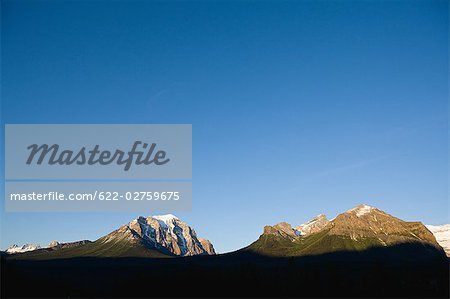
[426,224,450,257]
[153,214,179,223]
[296,214,329,236]
[349,204,375,217]
[152,214,178,230]
[6,244,41,254]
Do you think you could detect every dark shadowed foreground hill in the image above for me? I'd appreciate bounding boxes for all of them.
[2,243,448,298]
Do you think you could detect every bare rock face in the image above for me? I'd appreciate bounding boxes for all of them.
[263,222,299,240]
[198,238,216,255]
[48,240,91,250]
[296,214,330,236]
[101,214,216,256]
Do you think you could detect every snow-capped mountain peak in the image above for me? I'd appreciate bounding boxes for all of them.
[101,214,215,256]
[6,244,41,254]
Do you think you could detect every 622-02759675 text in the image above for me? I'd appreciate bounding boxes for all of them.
[9,191,181,201]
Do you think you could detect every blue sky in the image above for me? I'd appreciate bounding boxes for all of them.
[1,0,448,253]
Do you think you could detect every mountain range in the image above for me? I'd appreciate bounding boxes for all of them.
[246,204,447,257]
[4,205,449,258]
[3,204,449,298]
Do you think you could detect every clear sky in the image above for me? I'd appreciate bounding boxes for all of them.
[1,0,448,253]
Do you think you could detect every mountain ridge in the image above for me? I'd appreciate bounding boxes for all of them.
[246,204,446,257]
[4,207,448,258]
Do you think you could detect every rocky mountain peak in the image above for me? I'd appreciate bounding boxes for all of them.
[328,205,440,248]
[47,240,92,250]
[101,214,216,256]
[263,222,299,239]
[48,240,60,248]
[296,214,330,236]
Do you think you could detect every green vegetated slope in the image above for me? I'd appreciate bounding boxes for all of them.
[7,238,170,260]
[246,228,380,257]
